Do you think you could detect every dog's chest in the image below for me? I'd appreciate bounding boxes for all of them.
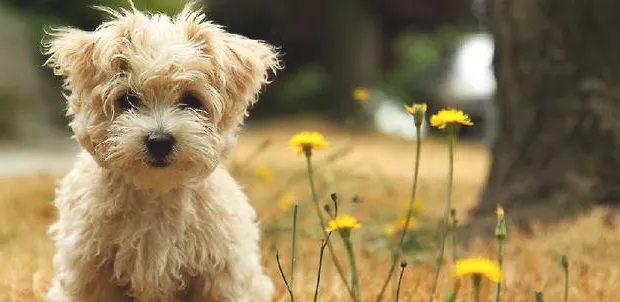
[100,190,231,297]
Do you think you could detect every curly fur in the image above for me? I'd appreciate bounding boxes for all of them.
[42,2,280,301]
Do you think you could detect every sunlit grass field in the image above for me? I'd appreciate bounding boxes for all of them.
[1,118,619,301]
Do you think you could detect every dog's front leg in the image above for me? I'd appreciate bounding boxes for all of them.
[47,254,129,302]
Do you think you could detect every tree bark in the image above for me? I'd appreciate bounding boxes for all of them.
[325,0,382,125]
[472,0,620,222]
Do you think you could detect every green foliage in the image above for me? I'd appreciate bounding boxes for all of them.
[267,65,328,115]
[2,0,190,65]
[3,0,189,28]
[105,0,189,16]
[379,27,469,102]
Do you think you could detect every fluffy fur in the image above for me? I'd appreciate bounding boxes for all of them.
[43,3,280,301]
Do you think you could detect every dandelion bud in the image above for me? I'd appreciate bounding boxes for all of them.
[495,204,504,218]
[561,255,568,270]
[450,208,459,227]
[535,292,545,302]
[352,194,361,204]
[330,192,338,203]
[495,204,507,239]
[404,103,427,127]
[400,260,407,268]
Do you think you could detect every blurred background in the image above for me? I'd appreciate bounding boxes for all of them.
[0,0,496,175]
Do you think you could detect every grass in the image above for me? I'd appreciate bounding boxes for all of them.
[1,118,619,301]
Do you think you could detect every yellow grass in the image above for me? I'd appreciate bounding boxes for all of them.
[1,118,619,301]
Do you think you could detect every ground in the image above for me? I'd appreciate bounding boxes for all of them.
[1,118,619,301]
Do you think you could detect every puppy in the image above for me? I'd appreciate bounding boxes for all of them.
[43,3,279,301]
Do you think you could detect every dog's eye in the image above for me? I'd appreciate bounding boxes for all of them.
[179,95,202,109]
[118,93,141,110]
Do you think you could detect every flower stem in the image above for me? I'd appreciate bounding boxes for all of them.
[495,238,504,302]
[290,204,299,290]
[443,280,460,302]
[451,209,458,262]
[429,131,456,302]
[376,124,422,301]
[561,255,569,302]
[395,262,407,302]
[472,274,481,302]
[276,251,294,302]
[343,234,361,302]
[535,292,545,302]
[314,232,332,302]
[443,290,457,302]
[305,154,355,300]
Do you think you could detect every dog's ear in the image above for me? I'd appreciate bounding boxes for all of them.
[215,33,281,129]
[44,28,106,162]
[43,28,98,115]
[181,6,281,130]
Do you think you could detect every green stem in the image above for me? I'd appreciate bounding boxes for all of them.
[343,234,361,302]
[377,124,422,301]
[495,238,504,302]
[276,251,294,302]
[305,154,355,300]
[564,275,568,302]
[314,233,332,302]
[443,280,460,302]
[451,213,458,262]
[473,274,481,302]
[562,255,569,302]
[443,290,458,302]
[429,132,456,302]
[290,204,299,290]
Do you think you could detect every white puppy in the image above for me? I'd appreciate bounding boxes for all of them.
[43,3,280,301]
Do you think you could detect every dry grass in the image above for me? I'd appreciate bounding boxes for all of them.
[1,118,619,301]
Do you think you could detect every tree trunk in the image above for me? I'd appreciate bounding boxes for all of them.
[472,0,620,222]
[325,0,382,126]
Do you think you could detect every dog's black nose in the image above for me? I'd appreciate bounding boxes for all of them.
[145,132,175,158]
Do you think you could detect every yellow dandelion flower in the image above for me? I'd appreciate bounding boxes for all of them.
[325,214,362,232]
[352,87,370,102]
[404,103,427,115]
[453,258,502,283]
[430,108,474,129]
[385,216,415,236]
[289,131,330,156]
[279,193,296,211]
[254,164,272,183]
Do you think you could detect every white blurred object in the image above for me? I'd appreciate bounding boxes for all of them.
[361,90,429,140]
[436,32,495,116]
[443,33,495,100]
[430,32,497,146]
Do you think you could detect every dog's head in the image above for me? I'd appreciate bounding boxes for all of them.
[44,3,280,190]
